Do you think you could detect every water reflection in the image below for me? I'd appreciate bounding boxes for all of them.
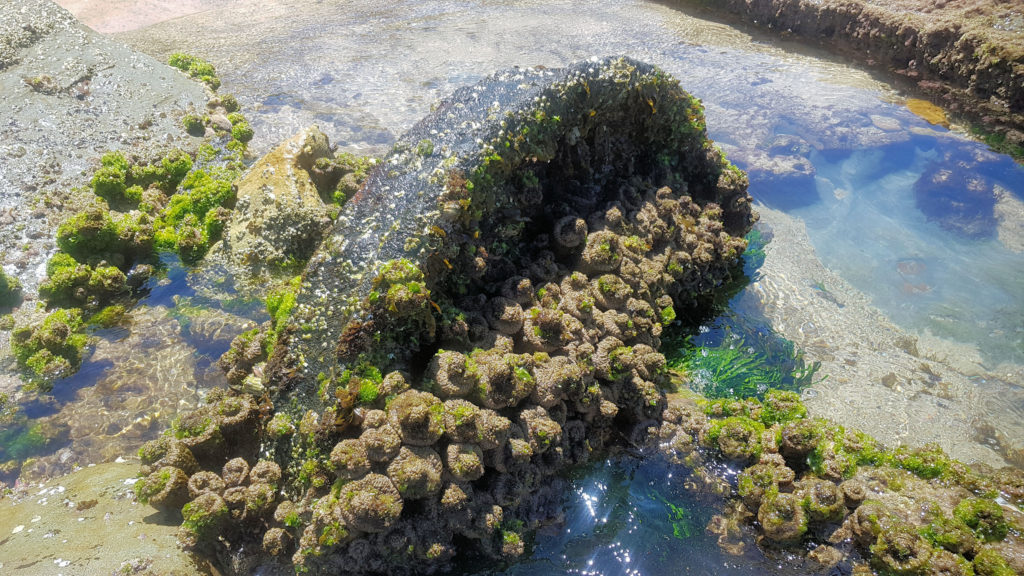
[472,456,825,576]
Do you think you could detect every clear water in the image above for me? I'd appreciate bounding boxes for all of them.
[6,0,1024,572]
[468,455,823,576]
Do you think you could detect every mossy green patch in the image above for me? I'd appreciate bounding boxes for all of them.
[0,269,22,309]
[168,53,221,91]
[181,494,229,538]
[88,304,127,328]
[890,443,953,480]
[954,497,1008,543]
[182,114,205,136]
[10,308,88,383]
[231,122,254,144]
[973,548,1016,576]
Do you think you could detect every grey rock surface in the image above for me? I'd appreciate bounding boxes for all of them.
[0,0,207,295]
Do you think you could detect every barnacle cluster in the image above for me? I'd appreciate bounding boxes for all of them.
[135,56,1024,576]
[657,391,1024,574]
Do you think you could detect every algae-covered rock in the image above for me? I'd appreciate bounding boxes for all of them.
[188,470,226,499]
[954,497,1009,543]
[387,390,445,446]
[180,492,230,547]
[386,445,443,500]
[758,492,808,544]
[211,125,337,284]
[135,466,190,512]
[0,269,22,309]
[869,524,935,575]
[330,438,370,481]
[798,477,846,523]
[145,56,756,574]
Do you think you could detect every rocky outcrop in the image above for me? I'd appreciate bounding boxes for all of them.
[657,391,1024,575]
[0,0,207,296]
[680,0,1024,153]
[210,126,337,285]
[138,56,758,575]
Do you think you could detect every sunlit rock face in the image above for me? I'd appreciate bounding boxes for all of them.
[210,126,336,286]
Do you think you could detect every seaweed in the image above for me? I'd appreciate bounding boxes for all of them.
[665,315,822,400]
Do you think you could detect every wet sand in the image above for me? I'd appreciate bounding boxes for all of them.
[0,461,209,575]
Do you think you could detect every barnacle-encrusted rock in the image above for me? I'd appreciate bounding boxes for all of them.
[246,482,277,517]
[427,351,476,399]
[222,457,250,487]
[442,399,479,443]
[798,478,846,523]
[474,409,513,450]
[758,493,808,544]
[360,423,402,463]
[385,390,443,446]
[870,524,935,575]
[136,466,190,512]
[250,460,282,487]
[181,492,230,547]
[188,471,227,499]
[444,443,485,482]
[330,439,371,481]
[263,527,293,556]
[138,437,198,476]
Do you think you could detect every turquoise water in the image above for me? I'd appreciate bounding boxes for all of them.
[788,139,1024,367]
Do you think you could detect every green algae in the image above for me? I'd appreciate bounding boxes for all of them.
[973,548,1016,576]
[954,497,1009,543]
[88,304,127,329]
[10,308,88,384]
[0,269,22,309]
[168,52,221,91]
[182,114,205,136]
[231,122,254,143]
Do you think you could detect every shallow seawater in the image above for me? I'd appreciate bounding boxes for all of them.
[0,256,262,481]
[467,455,822,576]
[784,135,1024,367]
